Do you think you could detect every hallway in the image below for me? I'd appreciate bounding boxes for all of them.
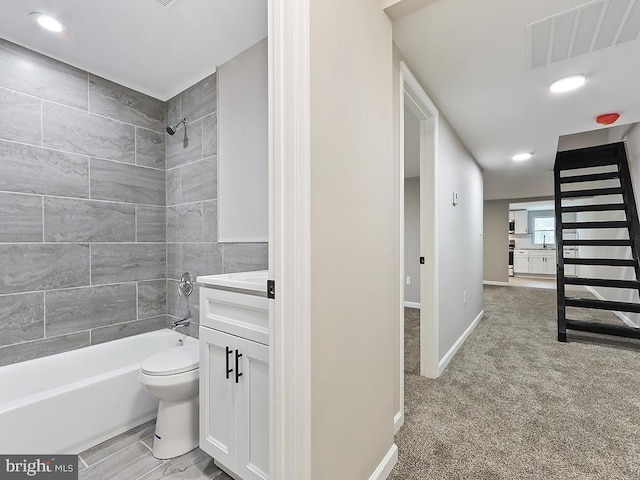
[390,286,640,479]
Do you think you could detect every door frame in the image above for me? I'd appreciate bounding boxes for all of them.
[396,63,440,432]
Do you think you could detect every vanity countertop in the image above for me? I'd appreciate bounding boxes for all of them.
[197,270,268,294]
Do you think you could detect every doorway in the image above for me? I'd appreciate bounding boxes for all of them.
[396,62,439,433]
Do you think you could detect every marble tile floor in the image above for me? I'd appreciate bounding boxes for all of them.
[78,420,232,480]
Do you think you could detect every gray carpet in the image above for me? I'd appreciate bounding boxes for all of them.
[390,286,640,480]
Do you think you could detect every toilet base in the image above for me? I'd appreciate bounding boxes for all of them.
[152,396,199,459]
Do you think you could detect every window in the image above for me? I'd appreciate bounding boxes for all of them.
[533,216,555,245]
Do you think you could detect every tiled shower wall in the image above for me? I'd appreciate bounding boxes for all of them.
[165,74,268,338]
[0,39,167,366]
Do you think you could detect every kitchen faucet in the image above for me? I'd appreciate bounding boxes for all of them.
[543,234,547,249]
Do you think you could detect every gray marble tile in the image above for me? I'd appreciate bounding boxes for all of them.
[166,168,181,206]
[166,94,181,127]
[181,156,217,203]
[0,39,88,110]
[0,140,89,198]
[91,159,165,205]
[138,280,167,319]
[180,73,217,121]
[0,88,41,144]
[78,457,87,472]
[166,244,182,281]
[202,201,217,242]
[182,243,222,278]
[0,331,89,367]
[222,243,269,273]
[81,420,156,466]
[89,75,164,132]
[46,284,137,337]
[0,192,43,242]
[0,244,90,294]
[166,118,203,169]
[136,128,165,169]
[91,317,166,345]
[91,243,166,285]
[138,448,223,480]
[141,434,154,451]
[0,292,44,347]
[43,102,135,163]
[44,197,135,242]
[167,280,199,321]
[137,206,166,242]
[202,113,218,158]
[78,442,162,480]
[167,204,203,243]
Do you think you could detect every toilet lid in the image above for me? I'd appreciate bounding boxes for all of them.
[141,344,199,376]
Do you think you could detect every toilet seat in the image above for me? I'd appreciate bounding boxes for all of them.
[141,344,199,376]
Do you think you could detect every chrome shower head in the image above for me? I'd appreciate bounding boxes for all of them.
[166,118,187,135]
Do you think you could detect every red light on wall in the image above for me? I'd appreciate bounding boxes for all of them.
[596,113,620,125]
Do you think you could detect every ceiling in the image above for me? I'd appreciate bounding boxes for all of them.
[0,0,267,101]
[393,0,640,200]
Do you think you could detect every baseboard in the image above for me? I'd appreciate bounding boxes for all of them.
[368,443,398,480]
[584,286,639,328]
[483,280,509,286]
[403,301,420,309]
[394,411,404,434]
[437,309,484,376]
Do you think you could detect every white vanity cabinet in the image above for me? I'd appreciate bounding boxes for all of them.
[198,271,269,480]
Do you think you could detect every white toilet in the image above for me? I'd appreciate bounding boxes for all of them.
[139,342,200,459]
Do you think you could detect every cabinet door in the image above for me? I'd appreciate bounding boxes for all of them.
[200,327,238,472]
[530,255,545,274]
[236,337,270,480]
[514,210,528,234]
[564,250,576,277]
[545,254,557,274]
[514,255,529,273]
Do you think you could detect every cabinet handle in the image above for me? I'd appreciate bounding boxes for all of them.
[235,350,243,384]
[226,346,233,380]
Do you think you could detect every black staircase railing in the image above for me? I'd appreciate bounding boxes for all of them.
[554,142,640,342]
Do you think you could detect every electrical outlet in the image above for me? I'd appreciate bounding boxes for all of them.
[463,291,467,304]
[406,276,411,285]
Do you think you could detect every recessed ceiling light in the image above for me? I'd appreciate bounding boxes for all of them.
[29,13,68,34]
[512,152,532,162]
[549,74,586,94]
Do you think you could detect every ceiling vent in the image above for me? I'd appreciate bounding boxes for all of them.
[528,0,640,69]
[153,0,178,7]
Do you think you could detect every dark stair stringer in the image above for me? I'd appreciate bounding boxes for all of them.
[555,142,640,342]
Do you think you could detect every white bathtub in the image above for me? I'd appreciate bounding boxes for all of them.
[0,329,196,454]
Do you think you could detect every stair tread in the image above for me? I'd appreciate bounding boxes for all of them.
[565,319,640,338]
[561,221,628,229]
[561,187,623,198]
[566,297,640,313]
[559,171,621,183]
[561,204,626,213]
[562,239,631,246]
[564,277,640,289]
[564,258,636,266]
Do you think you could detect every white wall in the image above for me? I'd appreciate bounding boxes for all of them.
[436,115,484,357]
[483,200,509,283]
[309,1,396,478]
[405,177,420,303]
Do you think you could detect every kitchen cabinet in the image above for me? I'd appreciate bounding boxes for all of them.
[529,250,556,275]
[198,272,270,480]
[563,249,577,277]
[509,211,515,221]
[514,250,530,274]
[514,210,528,234]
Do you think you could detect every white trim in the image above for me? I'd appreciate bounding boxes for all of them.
[437,309,484,376]
[403,301,421,309]
[394,411,404,434]
[217,237,269,244]
[483,280,509,287]
[368,444,399,480]
[269,0,312,478]
[584,286,640,328]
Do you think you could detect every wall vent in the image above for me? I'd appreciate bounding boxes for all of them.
[528,0,640,69]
